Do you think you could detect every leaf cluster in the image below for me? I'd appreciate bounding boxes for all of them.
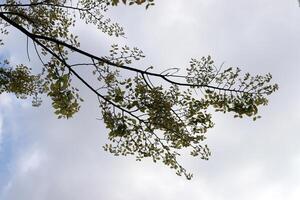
[0,60,45,106]
[0,0,278,179]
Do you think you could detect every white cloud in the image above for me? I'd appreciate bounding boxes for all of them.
[0,115,3,148]
[1,0,300,199]
[18,149,45,174]
[0,93,12,108]
[0,93,13,148]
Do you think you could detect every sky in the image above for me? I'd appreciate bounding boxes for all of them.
[1,0,300,199]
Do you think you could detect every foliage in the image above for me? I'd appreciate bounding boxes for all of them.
[0,0,278,179]
[0,60,44,106]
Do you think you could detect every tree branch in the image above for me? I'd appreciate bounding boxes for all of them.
[0,12,262,95]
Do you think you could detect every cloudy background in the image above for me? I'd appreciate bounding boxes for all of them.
[1,0,300,199]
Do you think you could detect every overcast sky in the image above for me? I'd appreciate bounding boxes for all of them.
[1,0,300,199]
